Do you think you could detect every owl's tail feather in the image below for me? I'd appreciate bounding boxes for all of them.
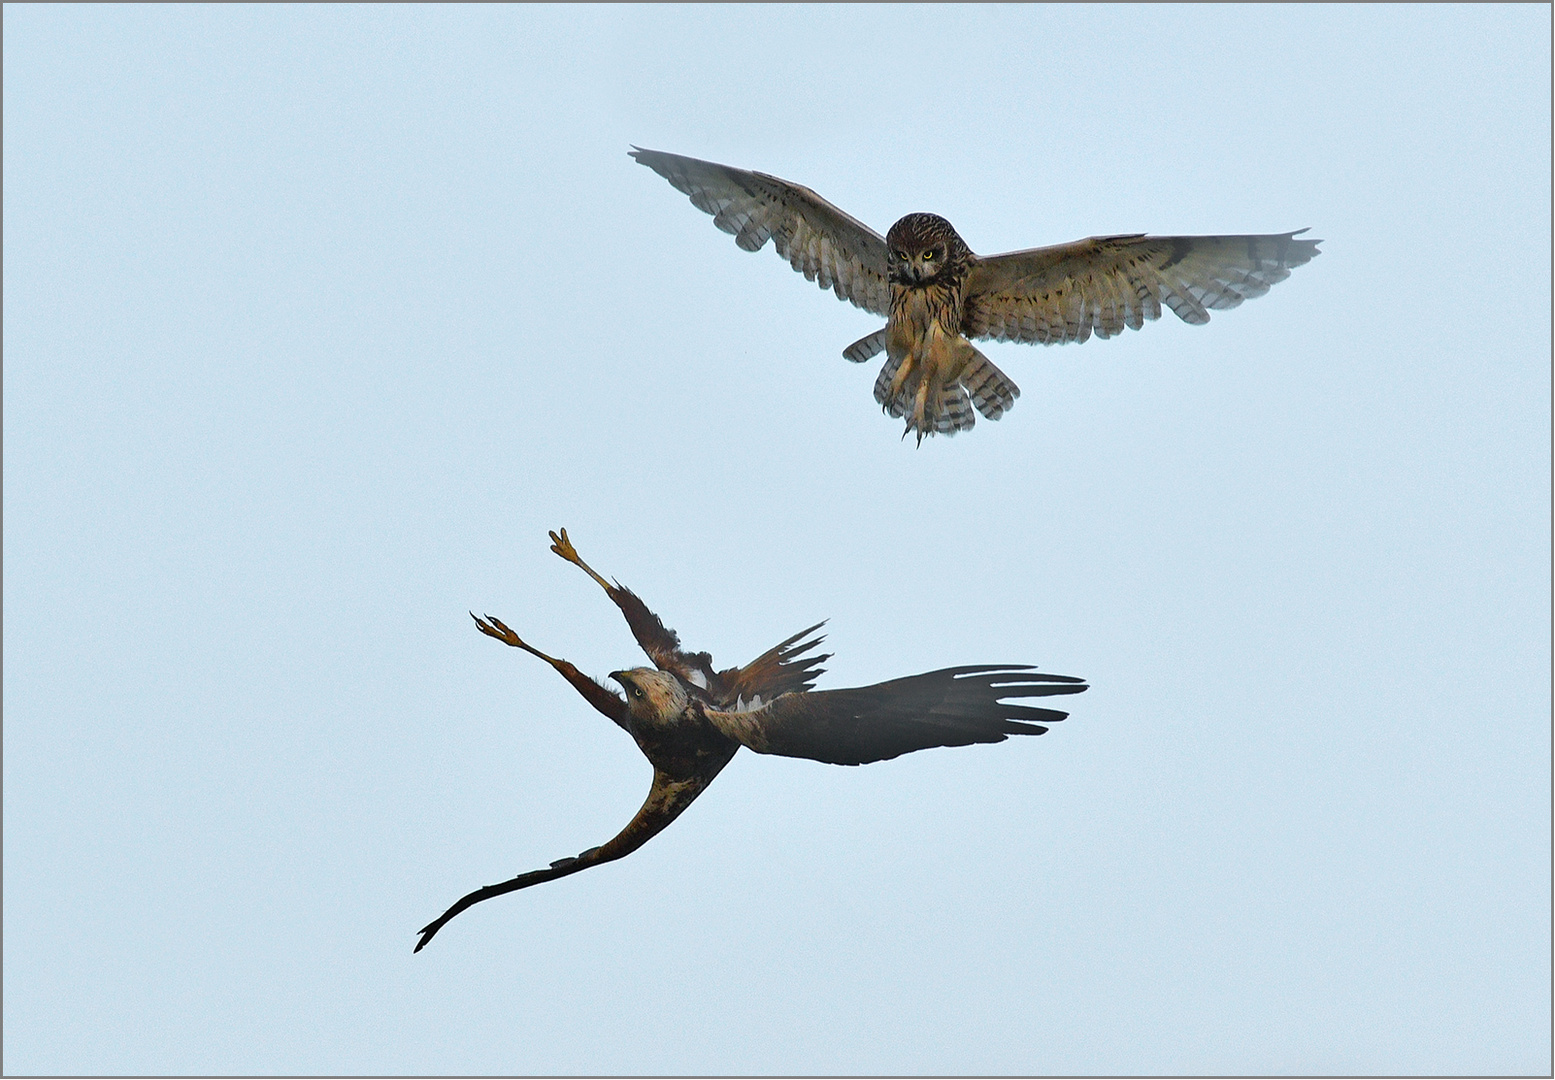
[843,327,887,363]
[929,382,975,436]
[873,355,976,443]
[874,354,908,417]
[962,348,1019,421]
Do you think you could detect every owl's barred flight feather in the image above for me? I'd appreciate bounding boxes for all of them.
[631,147,892,316]
[962,349,1019,421]
[415,530,1086,951]
[632,147,1320,443]
[961,232,1319,346]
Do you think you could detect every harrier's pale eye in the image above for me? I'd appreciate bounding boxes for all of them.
[632,687,644,699]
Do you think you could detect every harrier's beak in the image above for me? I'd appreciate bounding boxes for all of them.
[608,671,630,689]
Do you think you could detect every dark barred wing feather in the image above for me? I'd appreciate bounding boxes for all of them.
[706,665,1088,767]
[963,231,1321,345]
[631,147,894,318]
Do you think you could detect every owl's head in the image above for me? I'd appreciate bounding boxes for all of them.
[609,667,690,725]
[886,213,971,285]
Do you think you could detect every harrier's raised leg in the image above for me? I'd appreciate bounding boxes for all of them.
[548,528,616,596]
[546,529,718,687]
[472,613,628,730]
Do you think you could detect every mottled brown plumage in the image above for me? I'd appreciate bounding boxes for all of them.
[414,529,1086,951]
[633,147,1321,443]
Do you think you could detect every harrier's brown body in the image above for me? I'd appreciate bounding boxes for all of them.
[414,530,1086,951]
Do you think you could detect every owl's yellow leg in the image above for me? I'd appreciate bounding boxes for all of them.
[911,372,933,438]
[887,352,918,406]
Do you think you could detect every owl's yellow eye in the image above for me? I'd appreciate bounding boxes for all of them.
[922,250,935,261]
[894,250,908,261]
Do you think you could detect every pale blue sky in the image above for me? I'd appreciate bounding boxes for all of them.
[5,4,1549,1075]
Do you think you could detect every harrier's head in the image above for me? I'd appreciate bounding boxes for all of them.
[886,213,972,286]
[609,667,690,726]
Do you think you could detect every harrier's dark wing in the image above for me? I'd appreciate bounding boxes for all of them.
[415,752,736,952]
[718,622,832,708]
[705,665,1087,767]
[548,528,722,695]
[631,147,893,318]
[963,231,1320,346]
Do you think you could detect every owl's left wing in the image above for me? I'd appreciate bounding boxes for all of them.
[631,147,893,317]
[963,231,1320,345]
[704,665,1087,767]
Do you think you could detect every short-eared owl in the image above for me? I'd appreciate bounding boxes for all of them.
[414,528,1086,951]
[633,147,1321,444]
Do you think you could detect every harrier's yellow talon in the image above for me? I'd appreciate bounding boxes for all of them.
[548,528,615,595]
[548,527,579,563]
[472,612,524,648]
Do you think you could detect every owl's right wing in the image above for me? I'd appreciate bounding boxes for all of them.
[631,147,893,317]
[705,665,1088,767]
[963,231,1321,345]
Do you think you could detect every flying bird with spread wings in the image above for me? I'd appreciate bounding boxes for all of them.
[632,147,1321,444]
[415,529,1087,951]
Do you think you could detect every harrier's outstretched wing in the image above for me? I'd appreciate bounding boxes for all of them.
[631,147,893,318]
[415,752,737,952]
[550,528,829,707]
[548,528,723,695]
[719,622,832,707]
[963,231,1321,346]
[705,665,1088,767]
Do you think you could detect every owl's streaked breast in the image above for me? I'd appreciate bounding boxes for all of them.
[888,279,968,359]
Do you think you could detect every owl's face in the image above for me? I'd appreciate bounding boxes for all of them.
[610,667,690,726]
[886,213,969,286]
